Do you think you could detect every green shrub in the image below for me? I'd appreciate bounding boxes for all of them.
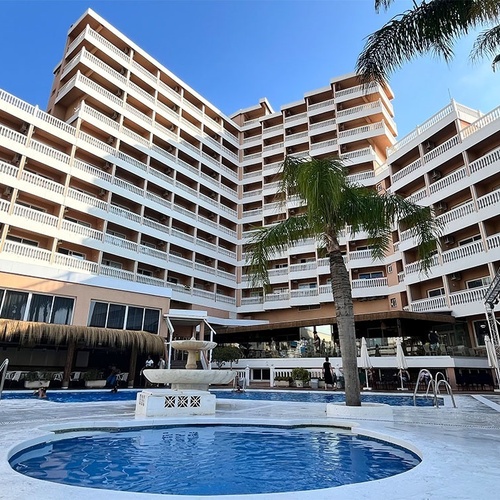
[291,367,311,382]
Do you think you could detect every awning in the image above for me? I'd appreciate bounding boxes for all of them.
[0,319,165,354]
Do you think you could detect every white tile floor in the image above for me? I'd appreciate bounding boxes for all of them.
[1,391,499,500]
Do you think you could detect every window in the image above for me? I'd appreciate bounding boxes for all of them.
[137,268,153,276]
[0,290,73,324]
[64,217,91,228]
[466,277,491,289]
[458,235,481,246]
[0,290,28,320]
[358,271,384,279]
[6,236,39,246]
[298,282,317,289]
[102,259,123,269]
[58,248,86,260]
[390,298,397,308]
[88,300,160,334]
[274,263,287,269]
[428,287,445,298]
[126,307,144,330]
[166,277,178,284]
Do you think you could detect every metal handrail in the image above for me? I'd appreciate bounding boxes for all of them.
[0,358,9,400]
[413,368,456,408]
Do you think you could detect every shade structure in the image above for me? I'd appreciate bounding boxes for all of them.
[359,337,372,390]
[485,335,500,390]
[395,337,408,390]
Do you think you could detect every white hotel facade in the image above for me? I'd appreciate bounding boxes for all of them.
[0,9,499,384]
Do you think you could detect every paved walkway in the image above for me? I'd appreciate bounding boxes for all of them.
[1,391,499,500]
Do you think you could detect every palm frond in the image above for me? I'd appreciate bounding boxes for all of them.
[471,24,500,63]
[357,0,499,84]
[246,215,313,289]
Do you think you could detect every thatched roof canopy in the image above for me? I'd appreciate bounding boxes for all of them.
[0,320,165,354]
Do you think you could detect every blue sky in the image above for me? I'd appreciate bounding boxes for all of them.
[0,0,498,138]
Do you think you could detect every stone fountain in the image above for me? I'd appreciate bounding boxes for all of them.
[135,337,235,417]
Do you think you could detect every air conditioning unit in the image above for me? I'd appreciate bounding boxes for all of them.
[285,110,292,116]
[287,147,294,154]
[162,190,170,198]
[3,187,13,196]
[286,129,293,135]
[11,154,21,165]
[174,86,180,92]
[206,259,213,265]
[98,189,107,197]
[172,105,178,112]
[115,90,123,97]
[164,167,172,175]
[119,67,127,75]
[123,47,130,55]
[210,192,217,199]
[210,172,218,178]
[444,236,455,245]
[111,112,119,120]
[19,123,29,134]
[107,136,115,145]
[436,202,448,212]
[208,213,216,220]
[430,170,442,181]
[169,124,176,131]
[451,272,462,281]
[424,140,435,152]
[104,162,113,171]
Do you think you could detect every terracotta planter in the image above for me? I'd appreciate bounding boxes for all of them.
[84,380,107,388]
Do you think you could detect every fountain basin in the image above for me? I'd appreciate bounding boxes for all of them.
[143,369,235,391]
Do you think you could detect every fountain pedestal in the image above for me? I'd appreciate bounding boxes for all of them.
[136,389,216,417]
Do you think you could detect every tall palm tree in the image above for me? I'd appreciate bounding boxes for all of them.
[356,0,500,84]
[246,156,441,406]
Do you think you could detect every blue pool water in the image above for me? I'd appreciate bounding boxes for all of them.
[1,389,439,406]
[11,425,420,495]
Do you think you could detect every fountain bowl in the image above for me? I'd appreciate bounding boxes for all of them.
[143,369,235,391]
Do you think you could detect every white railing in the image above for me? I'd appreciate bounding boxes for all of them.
[308,98,335,111]
[460,106,500,140]
[352,277,388,288]
[429,167,467,195]
[388,103,454,155]
[310,138,337,150]
[422,135,460,164]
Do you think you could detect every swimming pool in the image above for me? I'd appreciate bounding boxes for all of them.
[1,389,439,406]
[10,424,420,495]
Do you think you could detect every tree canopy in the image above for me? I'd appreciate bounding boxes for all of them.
[356,0,500,84]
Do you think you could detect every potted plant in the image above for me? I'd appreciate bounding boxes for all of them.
[83,369,106,388]
[274,375,292,388]
[24,371,51,389]
[318,377,325,389]
[291,367,311,388]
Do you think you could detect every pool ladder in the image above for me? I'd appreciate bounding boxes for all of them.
[413,369,456,408]
[0,358,9,401]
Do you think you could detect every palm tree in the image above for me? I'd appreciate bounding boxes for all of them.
[356,0,500,84]
[246,156,441,406]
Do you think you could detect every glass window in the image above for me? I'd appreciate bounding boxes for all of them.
[126,307,144,330]
[466,277,491,289]
[28,294,53,322]
[88,301,108,328]
[51,297,74,325]
[428,288,445,297]
[107,304,126,329]
[144,309,160,334]
[0,290,28,320]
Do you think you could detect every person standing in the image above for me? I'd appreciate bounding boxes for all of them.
[157,356,166,370]
[313,331,321,353]
[322,356,335,390]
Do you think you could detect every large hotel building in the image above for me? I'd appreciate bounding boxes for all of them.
[1,9,499,386]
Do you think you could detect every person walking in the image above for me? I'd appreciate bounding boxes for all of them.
[157,356,166,369]
[322,356,335,390]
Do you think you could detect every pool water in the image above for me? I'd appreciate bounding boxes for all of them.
[1,389,439,406]
[11,425,420,495]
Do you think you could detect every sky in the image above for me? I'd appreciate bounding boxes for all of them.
[0,0,498,139]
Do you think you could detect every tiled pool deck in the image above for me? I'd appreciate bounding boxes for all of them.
[1,391,499,500]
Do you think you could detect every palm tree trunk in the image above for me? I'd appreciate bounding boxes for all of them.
[328,244,361,406]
